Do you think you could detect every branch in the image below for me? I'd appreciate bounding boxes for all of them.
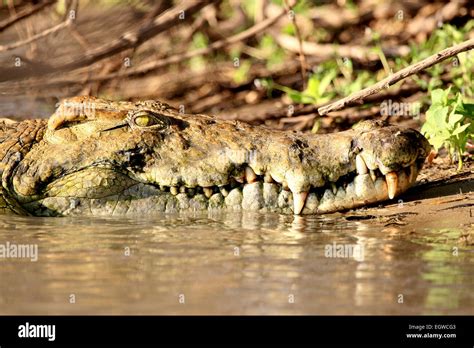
[0,0,215,82]
[0,17,72,53]
[275,34,410,61]
[71,7,287,82]
[318,38,474,115]
[54,0,213,71]
[283,0,307,89]
[0,0,57,33]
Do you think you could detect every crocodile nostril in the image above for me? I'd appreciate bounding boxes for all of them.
[418,147,428,158]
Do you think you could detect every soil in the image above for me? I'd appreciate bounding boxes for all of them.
[339,159,474,240]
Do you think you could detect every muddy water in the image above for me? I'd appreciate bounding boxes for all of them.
[0,209,473,315]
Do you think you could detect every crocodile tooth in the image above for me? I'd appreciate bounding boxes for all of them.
[203,187,213,198]
[331,183,337,195]
[219,186,229,197]
[378,163,391,175]
[269,173,283,184]
[354,174,374,198]
[356,154,368,174]
[245,167,257,183]
[179,186,186,193]
[360,154,377,170]
[385,172,398,199]
[292,191,308,215]
[370,170,377,182]
[408,164,418,183]
[159,185,166,191]
[170,186,178,196]
[264,172,274,183]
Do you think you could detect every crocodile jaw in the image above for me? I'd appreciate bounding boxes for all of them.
[3,97,430,216]
[15,125,429,215]
[20,165,418,216]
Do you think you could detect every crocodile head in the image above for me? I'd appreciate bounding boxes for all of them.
[1,97,431,216]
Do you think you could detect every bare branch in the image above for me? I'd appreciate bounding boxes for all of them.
[0,0,57,33]
[0,0,216,82]
[275,34,410,61]
[283,0,307,89]
[60,0,213,69]
[318,38,474,115]
[0,17,72,53]
[62,7,287,82]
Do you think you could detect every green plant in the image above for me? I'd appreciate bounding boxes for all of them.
[262,58,376,106]
[232,60,252,84]
[421,87,474,170]
[258,35,286,69]
[282,71,337,104]
[333,58,376,96]
[188,33,208,71]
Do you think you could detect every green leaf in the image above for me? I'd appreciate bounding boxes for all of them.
[431,87,452,105]
[300,94,317,104]
[429,137,445,151]
[287,91,304,103]
[318,70,336,96]
[282,23,295,36]
[232,60,252,84]
[430,89,444,104]
[448,113,463,126]
[428,106,449,125]
[420,123,432,135]
[452,123,471,135]
[304,75,320,99]
[439,128,452,139]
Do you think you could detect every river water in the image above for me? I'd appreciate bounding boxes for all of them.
[0,212,473,315]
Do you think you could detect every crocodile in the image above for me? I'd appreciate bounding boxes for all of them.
[0,96,431,216]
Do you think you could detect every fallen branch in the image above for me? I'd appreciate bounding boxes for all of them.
[0,0,56,33]
[275,34,410,61]
[318,38,474,115]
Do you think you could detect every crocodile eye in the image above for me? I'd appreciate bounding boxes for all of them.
[134,114,154,127]
[128,110,170,131]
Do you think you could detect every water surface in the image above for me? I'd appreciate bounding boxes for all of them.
[0,212,473,314]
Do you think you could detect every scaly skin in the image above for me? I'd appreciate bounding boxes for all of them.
[0,96,431,216]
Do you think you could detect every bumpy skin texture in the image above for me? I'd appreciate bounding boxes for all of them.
[0,97,431,216]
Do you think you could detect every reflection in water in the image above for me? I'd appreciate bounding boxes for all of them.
[0,213,472,314]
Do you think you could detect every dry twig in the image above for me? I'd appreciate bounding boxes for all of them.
[318,38,474,115]
[275,34,410,61]
[283,0,307,89]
